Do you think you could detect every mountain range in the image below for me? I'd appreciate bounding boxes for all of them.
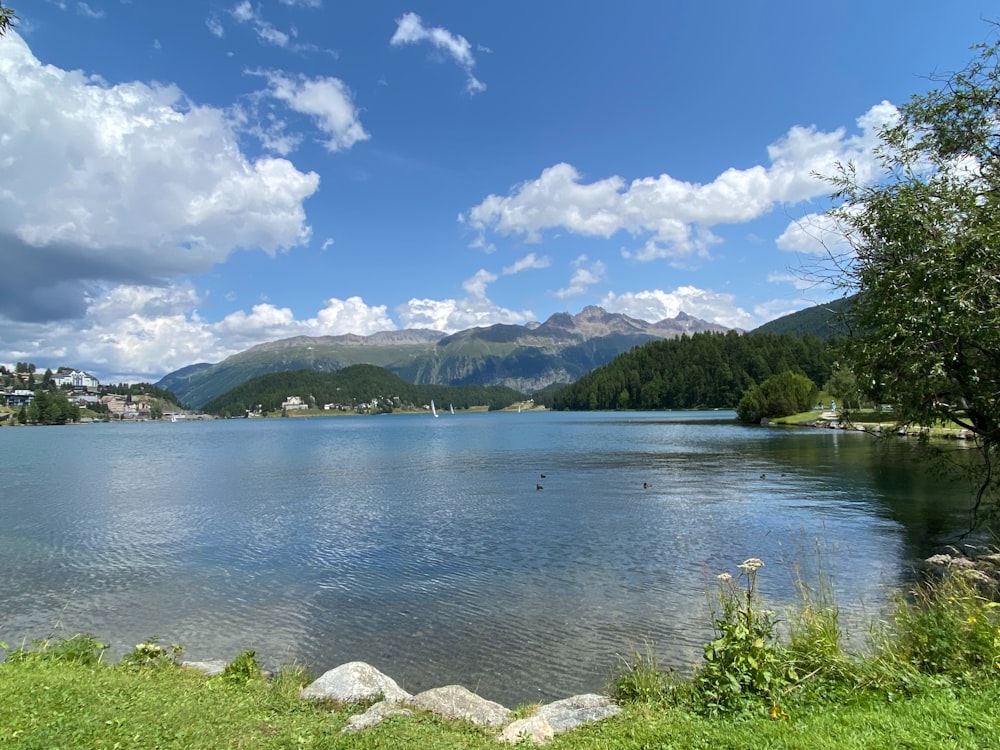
[157,306,729,409]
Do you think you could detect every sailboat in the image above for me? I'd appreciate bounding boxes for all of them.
[449,403,455,415]
[431,399,439,418]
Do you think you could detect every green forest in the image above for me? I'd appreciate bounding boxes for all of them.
[201,364,526,417]
[552,331,834,411]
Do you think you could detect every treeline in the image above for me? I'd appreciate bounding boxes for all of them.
[202,364,526,417]
[552,331,834,411]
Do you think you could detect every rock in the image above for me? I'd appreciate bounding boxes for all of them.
[407,685,511,727]
[341,701,413,733]
[498,715,554,745]
[299,661,411,704]
[498,694,622,745]
[537,693,621,733]
[181,659,229,677]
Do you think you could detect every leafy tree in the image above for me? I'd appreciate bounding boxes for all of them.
[822,28,1000,522]
[824,365,861,411]
[736,371,817,424]
[27,390,79,425]
[0,3,15,38]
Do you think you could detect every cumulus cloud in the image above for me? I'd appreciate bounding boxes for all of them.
[397,269,535,332]
[259,71,369,152]
[0,32,319,324]
[0,285,400,382]
[501,252,551,275]
[775,211,854,257]
[465,103,896,259]
[600,287,756,330]
[390,12,486,95]
[555,256,606,299]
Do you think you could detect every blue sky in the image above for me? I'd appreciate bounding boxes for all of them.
[0,1,994,382]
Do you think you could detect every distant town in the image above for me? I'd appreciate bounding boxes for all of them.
[0,363,184,424]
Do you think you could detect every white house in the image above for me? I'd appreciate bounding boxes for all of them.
[281,395,309,411]
[53,369,100,391]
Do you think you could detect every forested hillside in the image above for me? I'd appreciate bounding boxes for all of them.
[202,364,525,417]
[750,296,853,339]
[552,331,833,410]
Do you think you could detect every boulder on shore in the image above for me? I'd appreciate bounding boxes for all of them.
[407,685,512,727]
[299,661,411,704]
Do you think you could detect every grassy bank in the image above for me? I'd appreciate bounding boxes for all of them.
[3,554,998,749]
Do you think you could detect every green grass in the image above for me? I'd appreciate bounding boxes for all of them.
[3,557,998,749]
[2,658,999,749]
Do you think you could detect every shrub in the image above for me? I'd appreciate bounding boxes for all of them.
[881,552,1000,677]
[694,558,795,715]
[119,639,184,671]
[736,371,817,424]
[220,650,264,685]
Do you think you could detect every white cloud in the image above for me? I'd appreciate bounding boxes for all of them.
[775,211,853,257]
[390,12,486,95]
[600,287,756,330]
[555,256,606,299]
[767,271,819,292]
[206,16,225,38]
[260,71,369,152]
[502,252,550,275]
[230,0,290,47]
[397,269,534,332]
[0,285,399,382]
[465,103,896,259]
[76,3,104,19]
[0,31,319,323]
[229,1,324,51]
[311,296,395,334]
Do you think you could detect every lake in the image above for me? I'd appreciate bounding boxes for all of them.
[0,410,978,705]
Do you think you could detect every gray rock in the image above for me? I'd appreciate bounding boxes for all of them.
[342,701,413,733]
[181,659,229,677]
[408,685,511,727]
[498,715,554,745]
[537,693,621,733]
[299,661,411,704]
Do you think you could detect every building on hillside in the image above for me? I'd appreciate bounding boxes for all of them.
[100,394,151,420]
[101,394,128,416]
[53,369,101,391]
[282,396,308,411]
[3,390,34,407]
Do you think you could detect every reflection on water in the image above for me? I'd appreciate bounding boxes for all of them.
[0,412,976,704]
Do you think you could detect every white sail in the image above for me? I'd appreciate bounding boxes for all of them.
[431,400,439,418]
[450,403,455,415]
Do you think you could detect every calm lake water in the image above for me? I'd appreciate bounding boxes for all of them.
[0,411,978,705]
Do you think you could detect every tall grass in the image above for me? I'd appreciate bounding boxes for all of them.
[613,549,1000,718]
